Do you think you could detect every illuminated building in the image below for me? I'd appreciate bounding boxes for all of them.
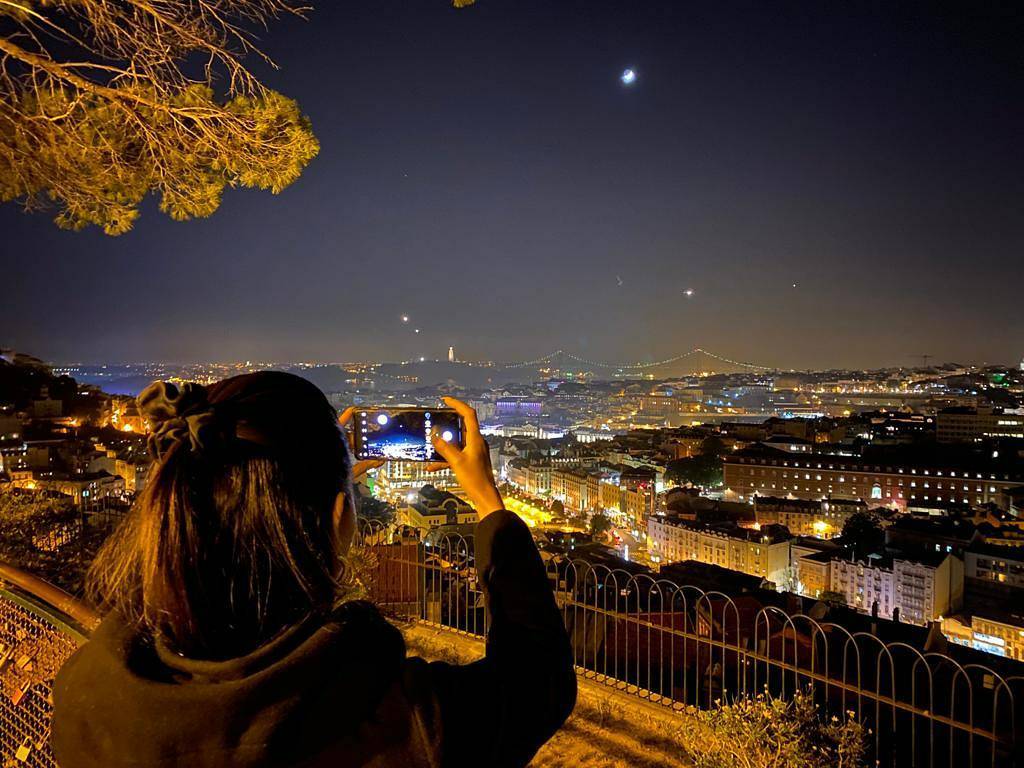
[794,549,833,598]
[599,476,622,512]
[666,434,704,459]
[965,542,1024,588]
[397,485,478,529]
[647,516,792,585]
[829,552,963,625]
[632,394,694,425]
[936,406,1024,443]
[109,397,147,433]
[495,396,543,418]
[527,463,554,495]
[942,612,1024,661]
[753,495,863,538]
[374,460,458,502]
[87,449,151,494]
[760,435,814,453]
[530,464,652,526]
[619,466,657,524]
[114,458,149,493]
[7,470,125,507]
[549,469,598,513]
[723,447,1023,509]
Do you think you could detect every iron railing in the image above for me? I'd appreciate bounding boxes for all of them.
[0,523,1021,768]
[0,566,96,768]
[357,521,1024,768]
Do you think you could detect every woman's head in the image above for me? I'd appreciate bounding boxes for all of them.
[87,371,354,659]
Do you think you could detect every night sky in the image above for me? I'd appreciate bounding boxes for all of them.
[3,1,1022,369]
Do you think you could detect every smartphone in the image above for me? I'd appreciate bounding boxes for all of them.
[351,407,464,462]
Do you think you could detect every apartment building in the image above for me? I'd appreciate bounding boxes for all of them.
[936,406,1024,443]
[647,516,791,585]
[829,552,963,625]
[794,549,833,598]
[753,495,864,538]
[965,542,1024,588]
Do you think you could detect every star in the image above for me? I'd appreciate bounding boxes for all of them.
[684,288,694,297]
[620,68,637,86]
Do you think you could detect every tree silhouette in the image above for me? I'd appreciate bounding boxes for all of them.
[836,511,885,559]
[665,454,723,488]
[818,590,847,609]
[590,512,612,538]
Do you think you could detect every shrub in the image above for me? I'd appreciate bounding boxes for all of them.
[686,691,865,768]
[0,490,106,595]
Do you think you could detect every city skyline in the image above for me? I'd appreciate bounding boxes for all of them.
[38,351,1024,372]
[4,1,1023,368]
[37,345,1024,371]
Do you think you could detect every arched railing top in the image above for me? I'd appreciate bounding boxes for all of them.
[0,561,100,634]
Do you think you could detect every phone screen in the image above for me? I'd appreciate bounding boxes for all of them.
[354,407,463,461]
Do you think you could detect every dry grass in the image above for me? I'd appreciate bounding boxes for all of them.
[402,625,865,768]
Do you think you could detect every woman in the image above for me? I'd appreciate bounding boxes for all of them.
[52,372,575,768]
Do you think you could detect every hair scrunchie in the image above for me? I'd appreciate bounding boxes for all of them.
[137,381,224,461]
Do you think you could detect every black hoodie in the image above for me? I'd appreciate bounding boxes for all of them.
[52,511,576,768]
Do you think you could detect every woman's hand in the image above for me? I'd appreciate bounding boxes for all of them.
[426,397,504,518]
[338,407,385,480]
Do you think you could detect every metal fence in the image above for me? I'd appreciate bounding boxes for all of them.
[0,574,91,768]
[357,521,1024,768]
[0,524,1020,767]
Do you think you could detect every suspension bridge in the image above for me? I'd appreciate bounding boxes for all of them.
[495,347,776,372]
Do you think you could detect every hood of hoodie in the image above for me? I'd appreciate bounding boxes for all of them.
[52,601,415,768]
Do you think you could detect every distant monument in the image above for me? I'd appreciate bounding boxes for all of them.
[448,346,455,363]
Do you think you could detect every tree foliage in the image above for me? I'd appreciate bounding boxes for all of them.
[1,1,475,233]
[357,493,395,524]
[665,454,723,488]
[590,511,611,538]
[700,435,726,457]
[818,590,847,609]
[836,511,885,559]
[0,0,325,233]
[0,490,105,595]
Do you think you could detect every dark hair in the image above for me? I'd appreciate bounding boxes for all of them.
[87,372,353,659]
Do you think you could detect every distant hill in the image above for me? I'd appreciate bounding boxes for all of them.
[0,353,77,409]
